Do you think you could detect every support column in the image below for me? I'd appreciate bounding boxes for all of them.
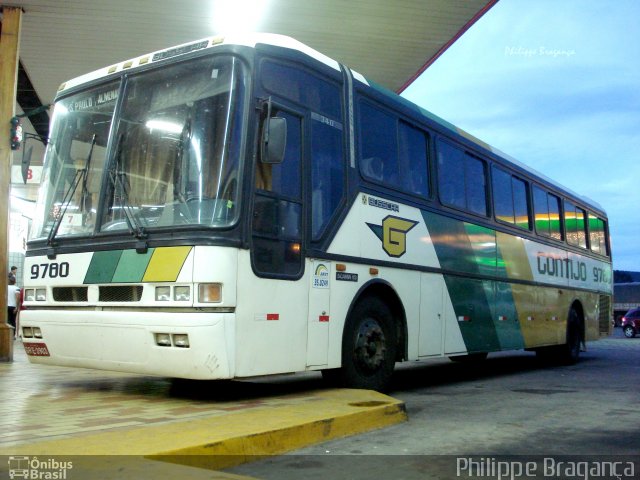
[0,6,23,362]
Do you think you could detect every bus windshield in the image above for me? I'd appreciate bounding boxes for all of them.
[32,55,247,241]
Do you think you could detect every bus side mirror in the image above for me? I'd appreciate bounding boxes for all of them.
[261,116,286,164]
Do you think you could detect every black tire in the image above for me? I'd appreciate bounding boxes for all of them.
[562,308,582,365]
[623,325,636,338]
[323,296,397,391]
[449,352,488,363]
[535,307,582,365]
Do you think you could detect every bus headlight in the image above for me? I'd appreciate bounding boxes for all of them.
[172,334,190,348]
[155,286,170,301]
[25,289,35,302]
[155,333,172,347]
[174,286,190,302]
[36,288,47,301]
[198,283,222,303]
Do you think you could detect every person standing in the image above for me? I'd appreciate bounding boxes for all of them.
[9,266,17,283]
[7,276,20,339]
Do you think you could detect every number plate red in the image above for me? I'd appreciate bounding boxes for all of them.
[23,342,51,357]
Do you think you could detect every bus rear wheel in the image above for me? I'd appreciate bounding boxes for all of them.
[536,307,582,365]
[323,296,397,391]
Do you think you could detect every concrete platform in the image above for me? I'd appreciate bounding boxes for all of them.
[0,340,406,478]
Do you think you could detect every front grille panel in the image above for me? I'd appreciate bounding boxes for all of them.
[99,285,143,302]
[52,287,88,302]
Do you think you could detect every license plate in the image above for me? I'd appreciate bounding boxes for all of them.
[23,342,51,357]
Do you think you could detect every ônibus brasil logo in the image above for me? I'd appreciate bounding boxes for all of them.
[7,456,73,479]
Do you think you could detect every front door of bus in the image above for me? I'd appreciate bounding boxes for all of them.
[251,108,304,279]
[246,108,309,374]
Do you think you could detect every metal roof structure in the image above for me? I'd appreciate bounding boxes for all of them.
[3,0,496,202]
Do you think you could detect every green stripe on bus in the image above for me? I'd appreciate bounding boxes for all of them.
[84,250,123,284]
[443,275,501,352]
[112,248,155,283]
[422,211,501,352]
[422,211,487,275]
[493,282,525,350]
[493,241,525,350]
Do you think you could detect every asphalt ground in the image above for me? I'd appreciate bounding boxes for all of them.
[229,328,640,479]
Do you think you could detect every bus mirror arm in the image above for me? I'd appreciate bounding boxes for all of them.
[261,116,287,165]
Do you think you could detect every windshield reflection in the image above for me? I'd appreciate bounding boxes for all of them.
[32,55,246,241]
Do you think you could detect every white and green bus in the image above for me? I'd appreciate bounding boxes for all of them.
[21,34,612,391]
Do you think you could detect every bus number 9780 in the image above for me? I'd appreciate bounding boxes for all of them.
[31,262,70,279]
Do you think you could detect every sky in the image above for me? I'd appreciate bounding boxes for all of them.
[402,0,640,272]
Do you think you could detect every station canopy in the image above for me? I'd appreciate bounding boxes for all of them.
[10,0,494,112]
[5,0,495,200]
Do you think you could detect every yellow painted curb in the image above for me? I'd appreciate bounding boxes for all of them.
[2,388,406,472]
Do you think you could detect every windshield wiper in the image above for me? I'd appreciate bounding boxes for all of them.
[109,132,146,240]
[47,134,96,247]
[109,169,146,239]
[80,134,96,216]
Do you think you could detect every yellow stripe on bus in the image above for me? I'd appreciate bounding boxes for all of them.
[142,246,192,282]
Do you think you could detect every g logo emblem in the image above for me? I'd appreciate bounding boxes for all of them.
[367,216,418,258]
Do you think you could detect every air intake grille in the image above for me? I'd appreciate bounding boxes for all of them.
[598,294,611,334]
[52,287,88,302]
[99,285,143,302]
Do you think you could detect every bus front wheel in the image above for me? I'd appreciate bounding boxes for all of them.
[323,296,397,391]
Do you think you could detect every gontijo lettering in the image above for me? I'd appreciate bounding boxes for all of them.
[537,254,587,281]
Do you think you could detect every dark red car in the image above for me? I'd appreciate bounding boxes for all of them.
[621,308,640,338]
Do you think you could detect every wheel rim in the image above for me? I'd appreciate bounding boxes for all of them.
[354,317,387,373]
[624,326,634,338]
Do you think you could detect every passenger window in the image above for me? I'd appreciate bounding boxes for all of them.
[589,214,607,256]
[565,201,587,249]
[398,122,429,197]
[311,112,344,239]
[359,102,398,184]
[533,186,551,236]
[548,193,562,240]
[534,187,563,240]
[262,60,341,119]
[466,155,488,216]
[492,166,530,230]
[437,140,487,216]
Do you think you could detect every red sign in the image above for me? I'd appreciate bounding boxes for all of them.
[23,342,51,357]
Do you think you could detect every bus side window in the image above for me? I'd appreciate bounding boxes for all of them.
[534,186,562,240]
[311,114,344,239]
[493,167,530,230]
[565,201,587,249]
[398,121,429,197]
[589,214,607,256]
[359,101,398,185]
[437,140,488,216]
